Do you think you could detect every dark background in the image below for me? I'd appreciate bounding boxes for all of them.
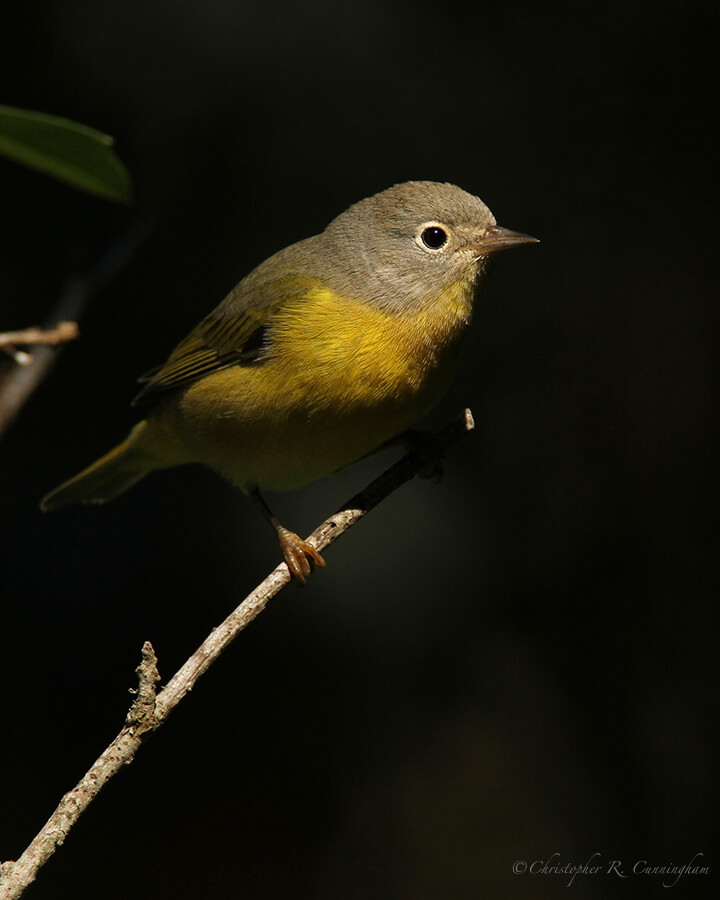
[1,1,717,898]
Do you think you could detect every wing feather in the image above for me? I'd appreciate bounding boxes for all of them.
[131,270,317,405]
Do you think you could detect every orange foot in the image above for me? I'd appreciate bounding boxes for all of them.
[274,523,326,585]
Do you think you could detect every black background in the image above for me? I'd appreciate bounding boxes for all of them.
[1,1,717,898]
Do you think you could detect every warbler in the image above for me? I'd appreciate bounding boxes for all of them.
[42,181,537,582]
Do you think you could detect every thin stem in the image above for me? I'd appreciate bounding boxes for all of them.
[0,219,148,439]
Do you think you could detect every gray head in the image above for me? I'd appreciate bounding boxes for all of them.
[315,181,537,312]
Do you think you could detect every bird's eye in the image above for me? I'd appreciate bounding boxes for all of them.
[420,225,448,250]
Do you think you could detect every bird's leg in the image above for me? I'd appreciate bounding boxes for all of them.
[249,488,326,585]
[359,428,446,481]
[398,428,446,482]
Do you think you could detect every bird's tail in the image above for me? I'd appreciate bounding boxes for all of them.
[41,421,154,511]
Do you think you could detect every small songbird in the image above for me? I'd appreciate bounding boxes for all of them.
[42,181,537,582]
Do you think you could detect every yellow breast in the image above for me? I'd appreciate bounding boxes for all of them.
[272,280,474,406]
[160,280,476,491]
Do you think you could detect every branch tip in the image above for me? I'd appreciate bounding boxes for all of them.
[0,321,80,362]
[126,641,160,734]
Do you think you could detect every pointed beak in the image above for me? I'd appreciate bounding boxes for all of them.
[471,225,540,255]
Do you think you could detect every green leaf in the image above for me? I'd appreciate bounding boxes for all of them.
[0,105,132,203]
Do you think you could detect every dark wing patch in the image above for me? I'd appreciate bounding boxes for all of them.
[132,321,268,405]
[131,272,317,406]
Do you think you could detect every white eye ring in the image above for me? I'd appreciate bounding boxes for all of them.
[416,221,450,252]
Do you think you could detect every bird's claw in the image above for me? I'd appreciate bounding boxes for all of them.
[275,525,326,585]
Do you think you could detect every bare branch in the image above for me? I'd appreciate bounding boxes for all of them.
[0,643,162,900]
[0,408,474,899]
[0,321,80,364]
[0,219,148,439]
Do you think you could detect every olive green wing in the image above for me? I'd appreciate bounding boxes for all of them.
[132,272,313,405]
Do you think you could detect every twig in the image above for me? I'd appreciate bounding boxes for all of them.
[0,322,80,365]
[0,643,162,900]
[0,408,474,900]
[0,219,148,439]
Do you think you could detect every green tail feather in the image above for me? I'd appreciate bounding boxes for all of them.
[41,421,151,511]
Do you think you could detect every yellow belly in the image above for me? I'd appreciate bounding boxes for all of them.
[152,282,474,491]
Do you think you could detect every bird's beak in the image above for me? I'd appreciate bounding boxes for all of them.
[471,225,539,255]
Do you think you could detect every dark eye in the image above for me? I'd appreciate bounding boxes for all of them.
[421,225,448,250]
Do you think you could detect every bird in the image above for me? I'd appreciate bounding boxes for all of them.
[42,181,538,582]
